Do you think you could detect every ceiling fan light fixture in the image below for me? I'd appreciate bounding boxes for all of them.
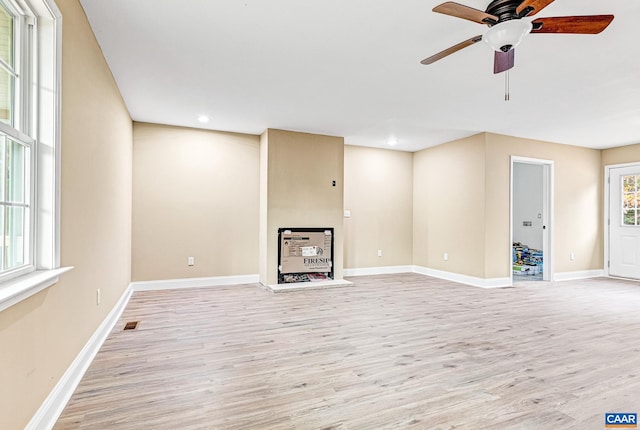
[483,19,533,52]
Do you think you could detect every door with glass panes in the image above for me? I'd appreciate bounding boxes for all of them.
[609,165,640,279]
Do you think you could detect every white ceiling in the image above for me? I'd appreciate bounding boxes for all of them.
[79,0,640,152]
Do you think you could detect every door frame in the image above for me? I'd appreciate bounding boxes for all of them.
[604,162,640,277]
[510,156,554,284]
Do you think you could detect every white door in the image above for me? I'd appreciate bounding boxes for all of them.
[609,165,640,279]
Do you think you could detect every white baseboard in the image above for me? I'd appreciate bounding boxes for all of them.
[343,264,511,288]
[26,284,133,430]
[343,265,414,277]
[553,269,604,282]
[412,265,512,288]
[130,274,260,292]
[28,273,259,429]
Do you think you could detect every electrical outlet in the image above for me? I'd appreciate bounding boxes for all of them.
[377,249,382,257]
[570,252,575,261]
[188,257,195,266]
[96,289,101,306]
[444,253,449,261]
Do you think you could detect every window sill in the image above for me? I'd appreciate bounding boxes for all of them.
[0,267,74,313]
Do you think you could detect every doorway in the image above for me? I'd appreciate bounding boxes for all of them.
[510,157,553,284]
[606,163,640,280]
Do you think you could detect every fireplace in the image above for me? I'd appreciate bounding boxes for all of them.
[277,228,334,284]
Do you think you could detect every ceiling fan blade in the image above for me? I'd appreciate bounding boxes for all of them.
[494,49,515,74]
[531,15,614,34]
[516,0,555,17]
[421,35,483,65]
[433,2,498,25]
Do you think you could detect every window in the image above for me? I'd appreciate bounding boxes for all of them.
[0,0,61,291]
[1,135,30,270]
[622,174,640,226]
[0,0,33,279]
[0,3,14,125]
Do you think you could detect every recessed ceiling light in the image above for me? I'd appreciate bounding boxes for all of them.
[387,138,399,146]
[197,115,210,123]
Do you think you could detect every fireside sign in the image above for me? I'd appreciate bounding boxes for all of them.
[280,230,332,274]
[605,413,637,428]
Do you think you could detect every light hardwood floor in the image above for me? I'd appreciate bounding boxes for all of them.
[55,274,640,429]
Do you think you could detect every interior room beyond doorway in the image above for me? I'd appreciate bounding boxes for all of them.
[512,160,550,283]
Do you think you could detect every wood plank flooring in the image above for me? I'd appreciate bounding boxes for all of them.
[55,274,640,429]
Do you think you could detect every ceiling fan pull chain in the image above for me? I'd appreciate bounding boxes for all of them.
[505,69,510,101]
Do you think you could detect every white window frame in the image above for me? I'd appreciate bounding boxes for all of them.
[0,0,71,313]
[621,174,640,226]
[0,0,34,278]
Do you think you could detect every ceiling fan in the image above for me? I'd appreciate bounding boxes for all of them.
[421,0,614,74]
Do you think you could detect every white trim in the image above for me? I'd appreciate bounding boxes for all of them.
[267,279,353,293]
[0,266,72,312]
[52,0,63,269]
[130,274,260,292]
[344,265,513,288]
[343,265,414,277]
[0,121,36,144]
[553,269,605,282]
[34,0,62,271]
[25,282,133,430]
[51,0,62,269]
[604,161,640,170]
[412,265,511,288]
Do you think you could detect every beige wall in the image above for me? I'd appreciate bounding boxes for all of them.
[602,143,640,166]
[0,0,133,428]
[412,133,602,280]
[344,145,412,269]
[132,123,260,281]
[413,134,487,277]
[485,133,603,278]
[260,129,344,285]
